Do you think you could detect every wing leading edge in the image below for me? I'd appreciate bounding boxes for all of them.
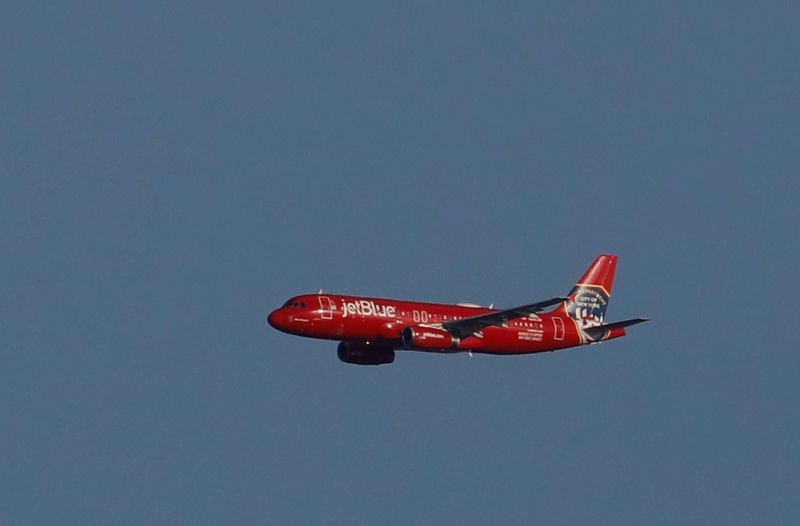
[442,297,567,339]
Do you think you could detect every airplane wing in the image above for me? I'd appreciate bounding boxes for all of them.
[442,297,567,339]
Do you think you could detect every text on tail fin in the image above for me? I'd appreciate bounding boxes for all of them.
[566,254,618,329]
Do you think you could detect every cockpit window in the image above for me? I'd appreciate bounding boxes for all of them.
[283,300,307,308]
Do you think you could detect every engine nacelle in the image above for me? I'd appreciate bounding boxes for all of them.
[337,341,395,365]
[401,326,459,350]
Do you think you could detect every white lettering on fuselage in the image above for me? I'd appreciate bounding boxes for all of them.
[518,331,543,342]
[340,299,397,319]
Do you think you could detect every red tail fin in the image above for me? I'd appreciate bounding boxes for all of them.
[559,254,618,328]
[574,254,617,295]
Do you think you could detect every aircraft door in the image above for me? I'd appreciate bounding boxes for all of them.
[318,296,334,320]
[552,317,565,341]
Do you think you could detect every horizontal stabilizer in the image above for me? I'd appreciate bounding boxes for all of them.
[583,317,650,340]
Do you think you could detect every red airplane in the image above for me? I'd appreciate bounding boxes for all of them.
[267,254,648,365]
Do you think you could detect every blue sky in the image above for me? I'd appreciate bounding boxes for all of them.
[2,2,798,524]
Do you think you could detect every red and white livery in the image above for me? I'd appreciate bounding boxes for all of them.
[268,254,648,365]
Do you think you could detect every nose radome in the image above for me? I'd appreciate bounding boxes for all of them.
[267,309,284,329]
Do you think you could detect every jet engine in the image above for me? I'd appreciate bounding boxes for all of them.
[337,341,395,365]
[401,327,459,350]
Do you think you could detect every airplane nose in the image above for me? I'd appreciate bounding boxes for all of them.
[267,308,292,331]
[267,309,283,329]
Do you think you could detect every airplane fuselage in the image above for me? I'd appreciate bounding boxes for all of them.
[267,255,646,365]
[268,293,620,355]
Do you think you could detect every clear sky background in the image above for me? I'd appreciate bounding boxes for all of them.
[2,2,798,524]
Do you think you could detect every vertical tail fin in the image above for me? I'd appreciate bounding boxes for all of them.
[562,254,618,329]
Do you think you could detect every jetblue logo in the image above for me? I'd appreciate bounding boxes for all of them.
[340,300,397,319]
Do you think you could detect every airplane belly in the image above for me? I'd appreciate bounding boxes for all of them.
[476,329,546,354]
[470,324,580,354]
